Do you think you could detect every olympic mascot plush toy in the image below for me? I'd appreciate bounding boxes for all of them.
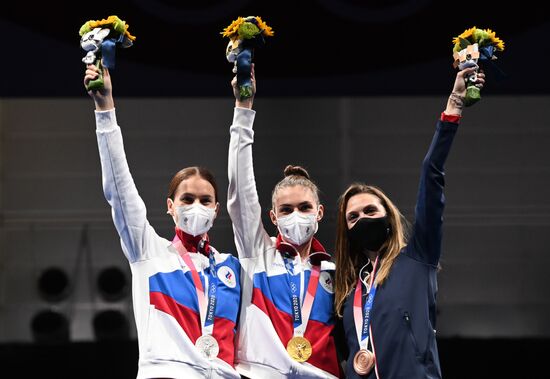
[221,16,274,99]
[79,15,136,90]
[452,27,505,106]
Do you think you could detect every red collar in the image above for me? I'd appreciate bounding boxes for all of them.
[275,234,331,266]
[175,227,211,256]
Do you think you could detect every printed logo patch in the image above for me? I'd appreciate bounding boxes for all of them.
[319,271,334,294]
[217,266,237,288]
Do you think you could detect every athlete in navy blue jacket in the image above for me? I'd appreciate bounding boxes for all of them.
[333,66,485,379]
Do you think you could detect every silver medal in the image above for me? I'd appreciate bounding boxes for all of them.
[195,334,219,359]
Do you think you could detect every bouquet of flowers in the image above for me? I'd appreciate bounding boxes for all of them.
[79,15,136,90]
[221,16,274,99]
[452,27,505,106]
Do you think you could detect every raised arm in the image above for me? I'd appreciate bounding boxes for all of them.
[409,67,484,265]
[227,66,271,259]
[85,64,150,263]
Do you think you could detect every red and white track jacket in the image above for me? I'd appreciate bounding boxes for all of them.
[96,109,241,379]
[227,108,342,378]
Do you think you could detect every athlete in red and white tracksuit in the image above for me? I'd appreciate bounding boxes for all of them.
[227,106,342,378]
[95,109,241,379]
[89,63,241,378]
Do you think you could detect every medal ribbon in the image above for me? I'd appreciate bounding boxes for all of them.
[283,255,322,337]
[353,256,379,350]
[172,235,218,336]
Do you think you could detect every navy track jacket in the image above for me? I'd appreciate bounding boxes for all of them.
[341,119,459,379]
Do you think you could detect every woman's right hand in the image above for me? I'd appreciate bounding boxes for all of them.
[232,63,255,109]
[84,63,115,111]
[444,66,485,115]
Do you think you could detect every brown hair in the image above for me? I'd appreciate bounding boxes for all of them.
[334,183,408,317]
[271,165,320,208]
[167,166,219,202]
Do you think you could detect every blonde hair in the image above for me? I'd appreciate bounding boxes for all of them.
[334,183,408,317]
[271,165,320,208]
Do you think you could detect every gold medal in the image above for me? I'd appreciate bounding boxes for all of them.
[353,349,375,375]
[286,336,312,362]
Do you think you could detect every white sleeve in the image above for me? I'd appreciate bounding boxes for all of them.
[95,109,153,263]
[227,107,271,259]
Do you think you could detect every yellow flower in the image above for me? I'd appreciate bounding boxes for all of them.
[221,17,245,38]
[222,16,274,38]
[452,26,477,45]
[123,22,137,42]
[452,26,504,53]
[89,15,115,29]
[255,16,274,37]
[483,28,505,51]
[82,15,136,41]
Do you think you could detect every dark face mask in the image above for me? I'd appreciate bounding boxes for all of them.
[347,216,390,252]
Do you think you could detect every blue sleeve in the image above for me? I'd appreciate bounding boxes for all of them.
[407,120,458,265]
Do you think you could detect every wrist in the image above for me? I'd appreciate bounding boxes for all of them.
[94,98,115,112]
[444,92,464,116]
[235,99,253,109]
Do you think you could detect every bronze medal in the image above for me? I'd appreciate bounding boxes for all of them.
[353,348,375,375]
[286,336,312,362]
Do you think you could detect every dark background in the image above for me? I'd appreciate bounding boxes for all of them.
[3,0,550,97]
[2,1,550,378]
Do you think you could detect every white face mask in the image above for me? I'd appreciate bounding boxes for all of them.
[174,203,216,237]
[276,210,318,246]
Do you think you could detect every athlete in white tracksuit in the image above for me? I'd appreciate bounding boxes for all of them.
[85,64,241,379]
[226,69,343,378]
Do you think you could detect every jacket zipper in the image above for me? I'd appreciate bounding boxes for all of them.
[403,311,422,359]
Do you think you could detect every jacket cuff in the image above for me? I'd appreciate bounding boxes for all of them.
[440,112,461,124]
[233,107,256,129]
[95,109,118,132]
